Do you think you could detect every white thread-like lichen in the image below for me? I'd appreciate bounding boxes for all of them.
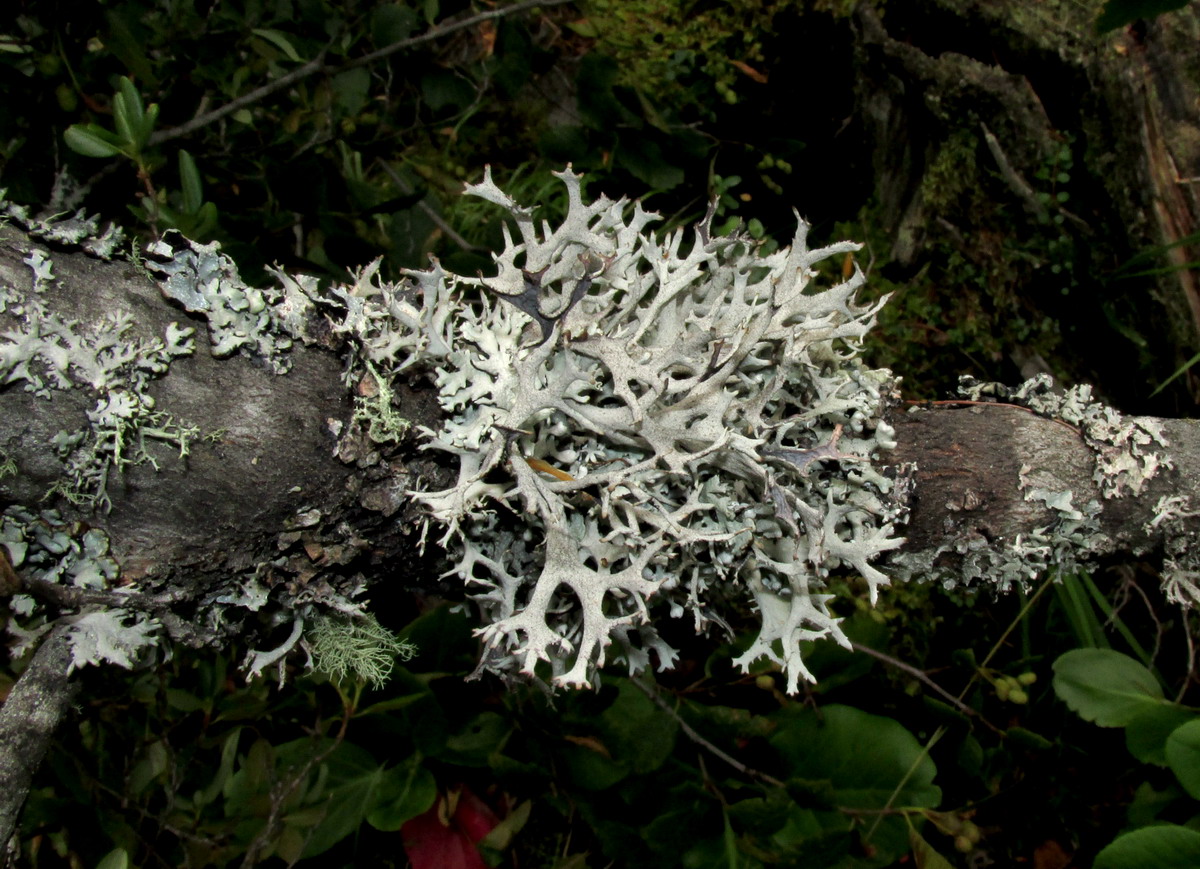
[308,613,417,687]
[290,167,905,693]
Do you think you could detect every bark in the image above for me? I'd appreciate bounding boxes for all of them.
[0,624,76,852]
[889,403,1200,563]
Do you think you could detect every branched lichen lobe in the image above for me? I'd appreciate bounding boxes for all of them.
[301,167,906,692]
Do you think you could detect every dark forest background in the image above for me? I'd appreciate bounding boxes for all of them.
[2,1,1200,867]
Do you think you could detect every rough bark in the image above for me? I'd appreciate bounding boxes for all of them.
[890,403,1200,562]
[0,624,76,852]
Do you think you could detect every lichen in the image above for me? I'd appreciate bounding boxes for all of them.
[2,194,127,259]
[1146,494,1200,607]
[308,613,417,687]
[147,234,293,373]
[0,239,198,510]
[959,374,1170,497]
[1,506,159,671]
[288,167,905,693]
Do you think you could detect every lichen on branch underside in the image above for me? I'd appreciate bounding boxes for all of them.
[294,167,906,693]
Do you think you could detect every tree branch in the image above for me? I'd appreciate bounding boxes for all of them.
[0,623,78,853]
[149,0,574,147]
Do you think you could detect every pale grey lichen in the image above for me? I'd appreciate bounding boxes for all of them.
[288,167,904,693]
[959,374,1170,497]
[2,194,127,259]
[1,506,159,671]
[0,242,198,509]
[148,234,293,373]
[1146,495,1200,607]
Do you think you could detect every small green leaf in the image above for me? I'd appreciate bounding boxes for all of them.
[366,758,437,831]
[1094,825,1200,868]
[64,124,124,158]
[140,102,159,147]
[1052,649,1165,727]
[332,67,371,116]
[371,5,417,46]
[95,848,130,869]
[479,798,531,849]
[113,76,148,149]
[252,28,303,62]
[1126,706,1198,765]
[566,17,600,38]
[910,828,956,869]
[197,726,242,808]
[1165,719,1200,798]
[179,149,203,214]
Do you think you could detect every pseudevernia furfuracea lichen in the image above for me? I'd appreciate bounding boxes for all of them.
[285,167,907,694]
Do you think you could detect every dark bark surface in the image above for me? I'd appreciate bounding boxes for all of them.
[846,1,1200,409]
[0,625,76,851]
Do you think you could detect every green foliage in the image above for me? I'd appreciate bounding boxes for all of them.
[1054,647,1200,865]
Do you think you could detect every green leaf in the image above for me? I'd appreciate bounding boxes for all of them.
[372,4,417,46]
[910,828,956,869]
[770,705,941,809]
[1150,350,1200,398]
[114,76,145,142]
[128,740,169,794]
[480,799,531,849]
[1094,825,1200,868]
[197,726,242,808]
[1166,719,1200,799]
[95,848,130,869]
[332,67,371,116]
[366,756,437,831]
[251,28,303,62]
[64,124,124,158]
[565,17,600,38]
[276,740,397,858]
[140,102,159,147]
[768,704,941,864]
[1127,706,1198,765]
[179,149,204,214]
[441,711,511,766]
[598,680,678,774]
[1052,649,1165,726]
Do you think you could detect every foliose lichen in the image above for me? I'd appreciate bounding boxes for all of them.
[1146,494,1200,607]
[289,167,905,693]
[959,374,1171,497]
[147,234,293,373]
[0,228,198,510]
[1,506,159,672]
